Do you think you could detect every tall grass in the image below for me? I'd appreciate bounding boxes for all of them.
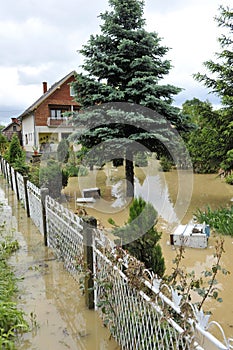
[0,231,29,349]
[195,205,233,236]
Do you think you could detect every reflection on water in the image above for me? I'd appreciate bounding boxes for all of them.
[108,174,179,221]
[105,173,177,224]
[111,180,127,208]
[0,178,119,350]
[74,161,192,227]
[135,175,178,223]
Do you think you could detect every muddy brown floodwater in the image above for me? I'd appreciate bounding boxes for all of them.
[63,163,233,340]
[0,177,119,350]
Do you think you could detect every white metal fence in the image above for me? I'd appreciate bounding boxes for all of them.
[16,172,27,208]
[45,195,84,280]
[0,156,233,350]
[93,239,233,350]
[27,181,44,234]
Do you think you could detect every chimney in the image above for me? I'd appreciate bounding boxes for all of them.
[43,81,48,93]
[11,117,18,124]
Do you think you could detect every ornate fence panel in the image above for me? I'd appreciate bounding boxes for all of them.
[27,181,43,234]
[45,196,84,280]
[93,234,233,350]
[16,172,26,209]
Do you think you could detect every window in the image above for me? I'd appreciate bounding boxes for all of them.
[50,105,70,119]
[13,125,17,131]
[70,85,75,97]
[51,109,62,119]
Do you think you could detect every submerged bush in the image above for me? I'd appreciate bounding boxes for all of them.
[111,197,165,277]
[195,205,233,236]
[159,156,173,172]
[64,163,88,177]
[225,174,233,185]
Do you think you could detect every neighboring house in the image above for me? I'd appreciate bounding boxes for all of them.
[2,118,22,143]
[19,71,80,153]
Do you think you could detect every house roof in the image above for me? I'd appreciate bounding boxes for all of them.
[2,119,20,132]
[19,71,77,119]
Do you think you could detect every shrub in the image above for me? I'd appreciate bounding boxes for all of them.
[159,156,172,172]
[12,155,29,176]
[28,164,40,187]
[225,174,233,185]
[39,160,68,199]
[0,133,8,154]
[4,134,28,175]
[57,139,69,163]
[64,163,88,177]
[111,197,165,277]
[6,134,24,165]
[195,205,233,236]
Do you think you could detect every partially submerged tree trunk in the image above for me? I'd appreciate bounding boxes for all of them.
[125,149,134,198]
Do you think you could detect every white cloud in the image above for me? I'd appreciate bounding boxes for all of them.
[144,0,231,105]
[0,0,231,125]
[0,67,41,105]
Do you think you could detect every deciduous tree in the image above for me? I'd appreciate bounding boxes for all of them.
[194,6,233,172]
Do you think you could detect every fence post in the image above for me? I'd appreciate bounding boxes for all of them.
[83,216,97,310]
[14,170,19,201]
[23,176,30,217]
[3,160,7,179]
[5,162,9,184]
[1,158,5,178]
[9,166,14,191]
[41,188,49,247]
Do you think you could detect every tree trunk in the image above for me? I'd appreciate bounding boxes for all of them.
[125,149,134,198]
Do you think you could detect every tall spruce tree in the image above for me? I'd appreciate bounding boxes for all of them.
[72,0,189,196]
[194,6,233,170]
[74,0,182,119]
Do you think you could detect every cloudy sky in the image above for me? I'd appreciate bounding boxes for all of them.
[0,0,231,125]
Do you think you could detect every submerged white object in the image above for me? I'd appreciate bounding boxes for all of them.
[76,197,96,203]
[170,222,210,249]
[82,187,100,198]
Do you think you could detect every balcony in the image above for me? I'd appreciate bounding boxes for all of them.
[47,117,74,128]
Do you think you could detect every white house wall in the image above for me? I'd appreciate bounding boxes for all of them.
[36,125,75,142]
[21,114,35,152]
[22,116,79,153]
